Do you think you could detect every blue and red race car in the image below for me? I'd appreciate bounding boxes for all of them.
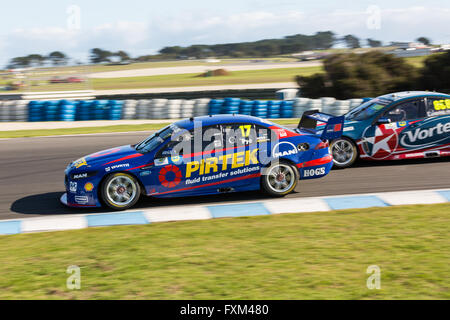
[327,91,450,168]
[62,113,344,210]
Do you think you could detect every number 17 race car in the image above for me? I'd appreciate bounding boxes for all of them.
[61,113,344,210]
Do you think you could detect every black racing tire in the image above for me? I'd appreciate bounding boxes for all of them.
[261,160,299,197]
[330,137,358,169]
[100,172,141,211]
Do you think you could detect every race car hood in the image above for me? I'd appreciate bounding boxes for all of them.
[69,145,143,169]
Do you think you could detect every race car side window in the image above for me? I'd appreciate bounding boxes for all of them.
[425,97,450,117]
[156,125,223,159]
[254,125,272,144]
[202,125,223,153]
[221,123,256,148]
[382,99,423,122]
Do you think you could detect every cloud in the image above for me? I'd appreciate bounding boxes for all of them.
[1,6,450,65]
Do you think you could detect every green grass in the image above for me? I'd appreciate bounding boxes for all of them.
[0,203,448,299]
[0,119,299,139]
[1,66,320,93]
[91,67,321,91]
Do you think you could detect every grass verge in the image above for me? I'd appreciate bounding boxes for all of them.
[91,67,321,90]
[0,119,299,138]
[0,203,448,299]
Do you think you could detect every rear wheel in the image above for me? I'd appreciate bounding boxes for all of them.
[330,137,358,168]
[261,161,299,197]
[101,173,141,211]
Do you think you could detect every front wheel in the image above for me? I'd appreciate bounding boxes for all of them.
[101,172,141,211]
[261,161,299,197]
[330,137,358,169]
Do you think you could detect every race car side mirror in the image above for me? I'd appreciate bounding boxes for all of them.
[377,118,392,125]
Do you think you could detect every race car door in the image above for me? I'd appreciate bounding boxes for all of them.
[148,124,225,196]
[397,96,450,157]
[217,123,261,190]
[360,98,425,160]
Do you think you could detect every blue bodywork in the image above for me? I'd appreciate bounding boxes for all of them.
[63,114,343,208]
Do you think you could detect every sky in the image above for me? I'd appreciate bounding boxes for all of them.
[1,0,450,65]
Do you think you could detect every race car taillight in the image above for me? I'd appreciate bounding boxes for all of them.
[315,140,329,150]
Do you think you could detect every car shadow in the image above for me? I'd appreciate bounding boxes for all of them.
[10,190,273,216]
[10,192,110,216]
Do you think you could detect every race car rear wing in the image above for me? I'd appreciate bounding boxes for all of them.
[298,110,345,140]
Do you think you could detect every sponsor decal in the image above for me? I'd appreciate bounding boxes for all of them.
[84,182,94,192]
[171,156,182,164]
[73,173,88,180]
[140,170,151,177]
[185,149,259,178]
[399,117,450,148]
[303,167,326,177]
[313,113,330,122]
[74,196,89,204]
[155,158,169,166]
[398,121,408,127]
[105,163,130,172]
[384,123,398,130]
[343,126,355,132]
[73,158,87,169]
[359,125,399,160]
[185,166,261,185]
[256,134,269,142]
[159,165,182,188]
[327,124,342,133]
[272,142,299,158]
[69,182,77,193]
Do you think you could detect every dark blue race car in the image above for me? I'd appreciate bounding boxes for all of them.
[62,113,344,210]
[326,91,450,168]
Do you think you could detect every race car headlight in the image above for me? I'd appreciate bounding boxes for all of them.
[70,171,98,180]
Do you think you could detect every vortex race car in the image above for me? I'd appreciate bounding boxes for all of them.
[61,114,344,210]
[326,91,450,168]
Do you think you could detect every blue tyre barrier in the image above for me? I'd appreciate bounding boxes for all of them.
[59,100,76,121]
[28,101,45,122]
[107,100,124,120]
[267,100,281,119]
[44,101,60,121]
[239,100,253,115]
[208,99,225,115]
[76,100,93,121]
[280,101,294,118]
[252,101,268,118]
[222,98,240,114]
[92,100,108,120]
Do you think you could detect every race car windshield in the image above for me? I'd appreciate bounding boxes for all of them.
[135,124,181,153]
[345,100,387,121]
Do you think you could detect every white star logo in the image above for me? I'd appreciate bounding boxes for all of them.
[371,133,396,155]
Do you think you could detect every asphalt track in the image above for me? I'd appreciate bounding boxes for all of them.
[1,132,449,220]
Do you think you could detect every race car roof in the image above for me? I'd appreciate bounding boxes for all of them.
[377,91,450,103]
[175,114,275,130]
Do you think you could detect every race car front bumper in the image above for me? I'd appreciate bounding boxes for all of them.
[60,192,99,208]
[60,193,68,206]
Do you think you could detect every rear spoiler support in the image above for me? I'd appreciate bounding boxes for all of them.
[298,109,345,140]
